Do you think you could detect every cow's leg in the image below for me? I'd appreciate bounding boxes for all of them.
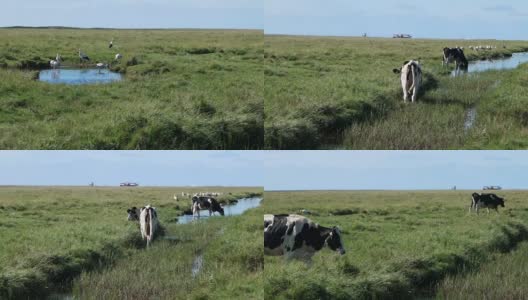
[411,86,417,102]
[487,207,490,214]
[209,208,212,217]
[402,84,408,102]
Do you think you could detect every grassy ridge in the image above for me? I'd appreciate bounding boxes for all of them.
[264,36,528,149]
[0,29,263,149]
[260,190,528,299]
[0,186,262,299]
[436,241,528,299]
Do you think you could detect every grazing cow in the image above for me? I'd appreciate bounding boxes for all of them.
[470,193,505,214]
[192,196,224,219]
[443,47,468,73]
[393,60,422,102]
[139,205,159,246]
[264,214,345,260]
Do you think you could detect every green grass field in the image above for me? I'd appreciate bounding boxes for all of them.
[436,241,528,299]
[261,190,528,299]
[0,186,263,299]
[264,36,528,149]
[0,28,263,149]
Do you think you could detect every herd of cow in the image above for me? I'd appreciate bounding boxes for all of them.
[392,46,470,102]
[123,191,506,255]
[264,192,506,260]
[126,195,225,247]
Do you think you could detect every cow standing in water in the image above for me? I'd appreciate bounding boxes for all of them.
[192,196,225,220]
[443,47,468,74]
[393,60,422,103]
[470,193,505,214]
[264,214,346,260]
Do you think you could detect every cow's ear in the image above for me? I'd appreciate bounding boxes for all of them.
[127,209,131,213]
[403,61,409,65]
[392,68,400,74]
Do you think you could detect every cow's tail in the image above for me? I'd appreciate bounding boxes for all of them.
[408,63,417,95]
[147,208,154,246]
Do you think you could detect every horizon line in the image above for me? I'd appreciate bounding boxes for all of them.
[265,188,518,192]
[0,26,262,31]
[264,32,524,41]
[0,185,263,188]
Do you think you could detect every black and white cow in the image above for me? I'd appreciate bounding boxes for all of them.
[264,214,346,260]
[393,60,422,102]
[192,196,224,219]
[127,206,140,221]
[140,205,159,247]
[443,47,468,73]
[127,205,159,246]
[470,193,505,214]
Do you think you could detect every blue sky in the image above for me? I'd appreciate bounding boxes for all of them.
[1,151,527,190]
[266,0,528,39]
[1,0,262,29]
[0,151,263,187]
[263,151,528,190]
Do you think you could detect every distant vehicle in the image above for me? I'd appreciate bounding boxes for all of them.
[393,34,412,39]
[120,182,139,187]
[483,186,502,190]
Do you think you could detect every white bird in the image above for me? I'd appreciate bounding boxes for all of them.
[79,49,90,64]
[114,53,123,61]
[173,194,179,201]
[49,53,62,69]
[109,38,114,49]
[95,62,108,73]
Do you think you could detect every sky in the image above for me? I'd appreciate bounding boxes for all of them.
[266,0,528,39]
[0,151,263,187]
[1,151,528,190]
[263,151,528,191]
[0,0,262,29]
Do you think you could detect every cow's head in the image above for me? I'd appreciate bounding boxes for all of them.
[217,203,225,216]
[326,227,346,255]
[127,207,139,221]
[498,197,505,207]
